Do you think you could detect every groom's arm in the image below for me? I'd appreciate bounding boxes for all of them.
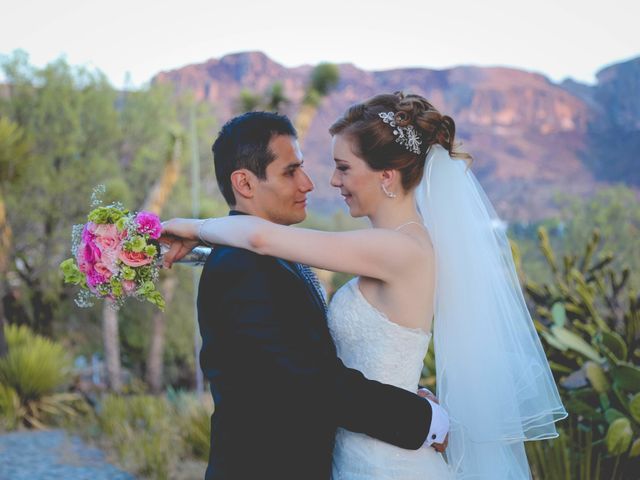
[329,359,449,450]
[201,248,448,449]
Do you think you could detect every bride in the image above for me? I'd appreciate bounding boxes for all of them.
[162,92,566,478]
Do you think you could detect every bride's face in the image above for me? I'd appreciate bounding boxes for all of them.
[330,134,383,218]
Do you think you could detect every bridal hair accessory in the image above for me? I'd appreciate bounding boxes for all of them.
[381,183,397,198]
[378,111,423,155]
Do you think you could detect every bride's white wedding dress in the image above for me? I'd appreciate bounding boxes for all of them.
[328,277,453,479]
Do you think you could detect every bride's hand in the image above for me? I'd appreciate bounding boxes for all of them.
[160,219,202,268]
[159,236,200,269]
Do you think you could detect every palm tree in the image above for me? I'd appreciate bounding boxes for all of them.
[265,82,289,112]
[237,88,262,113]
[295,63,340,145]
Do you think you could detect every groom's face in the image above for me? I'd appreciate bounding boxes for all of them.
[251,135,314,225]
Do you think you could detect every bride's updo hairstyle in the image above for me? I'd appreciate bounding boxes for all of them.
[329,92,471,192]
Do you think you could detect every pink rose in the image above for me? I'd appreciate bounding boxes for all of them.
[123,280,137,294]
[100,246,121,274]
[94,224,121,252]
[119,249,153,267]
[94,262,113,280]
[136,212,162,239]
[77,257,92,274]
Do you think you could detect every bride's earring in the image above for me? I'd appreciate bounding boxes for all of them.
[381,184,397,199]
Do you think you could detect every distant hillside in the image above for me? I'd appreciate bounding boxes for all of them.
[154,52,640,221]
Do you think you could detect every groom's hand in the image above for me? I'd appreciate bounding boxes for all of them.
[418,388,449,453]
[417,387,438,404]
[432,436,449,453]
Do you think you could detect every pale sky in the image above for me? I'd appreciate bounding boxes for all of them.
[1,0,638,88]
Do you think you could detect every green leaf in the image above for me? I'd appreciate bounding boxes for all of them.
[564,398,604,422]
[606,417,632,455]
[585,361,610,393]
[629,393,640,423]
[541,330,568,352]
[548,361,574,374]
[598,330,627,362]
[630,438,640,458]
[59,258,83,285]
[551,302,566,327]
[604,408,625,424]
[551,325,603,362]
[611,364,640,393]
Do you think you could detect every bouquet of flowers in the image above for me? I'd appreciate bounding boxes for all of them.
[60,187,165,310]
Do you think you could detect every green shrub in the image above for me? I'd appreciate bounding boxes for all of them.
[0,324,87,429]
[0,383,21,430]
[98,394,184,480]
[0,324,72,398]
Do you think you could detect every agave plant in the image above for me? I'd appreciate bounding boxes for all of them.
[0,324,87,429]
[522,227,640,478]
[0,383,21,430]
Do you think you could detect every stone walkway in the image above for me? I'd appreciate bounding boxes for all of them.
[0,429,134,480]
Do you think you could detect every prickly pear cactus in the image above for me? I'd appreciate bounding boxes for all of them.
[522,227,640,478]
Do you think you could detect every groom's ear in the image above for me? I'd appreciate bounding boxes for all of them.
[230,169,256,200]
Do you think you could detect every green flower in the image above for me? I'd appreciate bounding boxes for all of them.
[146,290,166,311]
[136,266,153,282]
[87,206,127,224]
[136,281,155,296]
[115,216,127,232]
[144,244,157,257]
[126,235,146,253]
[121,265,136,281]
[60,258,84,285]
[109,278,124,297]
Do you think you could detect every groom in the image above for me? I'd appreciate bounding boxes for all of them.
[196,112,448,479]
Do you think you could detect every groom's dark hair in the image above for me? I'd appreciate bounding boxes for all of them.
[212,111,298,206]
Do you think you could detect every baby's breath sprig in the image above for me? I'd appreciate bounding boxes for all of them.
[90,184,106,208]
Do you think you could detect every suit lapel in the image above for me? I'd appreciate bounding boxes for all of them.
[228,211,327,318]
[276,259,326,316]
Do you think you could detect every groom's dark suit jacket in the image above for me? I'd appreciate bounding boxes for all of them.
[197,212,432,480]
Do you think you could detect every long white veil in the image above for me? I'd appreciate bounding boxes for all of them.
[416,145,567,478]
